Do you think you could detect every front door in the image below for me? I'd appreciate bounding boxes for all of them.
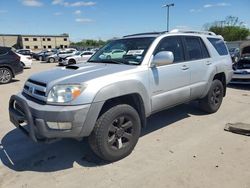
[150,36,191,112]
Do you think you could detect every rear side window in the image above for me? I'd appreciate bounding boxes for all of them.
[207,38,228,56]
[185,37,203,60]
[0,48,9,56]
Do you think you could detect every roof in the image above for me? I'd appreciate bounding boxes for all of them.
[123,29,218,38]
[0,34,69,37]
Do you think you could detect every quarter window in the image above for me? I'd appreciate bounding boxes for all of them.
[155,36,184,63]
[207,38,228,56]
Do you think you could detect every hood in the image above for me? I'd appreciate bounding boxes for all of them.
[28,63,137,87]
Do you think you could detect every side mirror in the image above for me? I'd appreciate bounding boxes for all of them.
[151,51,174,67]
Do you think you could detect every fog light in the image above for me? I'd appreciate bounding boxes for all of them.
[47,122,72,130]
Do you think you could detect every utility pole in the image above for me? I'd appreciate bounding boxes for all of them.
[162,3,174,32]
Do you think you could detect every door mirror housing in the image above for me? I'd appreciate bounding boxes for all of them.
[151,51,174,67]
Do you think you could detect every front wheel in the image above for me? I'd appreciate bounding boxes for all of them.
[199,79,224,113]
[88,104,141,162]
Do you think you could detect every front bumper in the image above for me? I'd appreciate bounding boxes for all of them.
[9,94,91,142]
[58,60,69,66]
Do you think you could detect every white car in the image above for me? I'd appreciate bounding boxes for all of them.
[46,50,78,63]
[59,51,94,66]
[17,53,32,68]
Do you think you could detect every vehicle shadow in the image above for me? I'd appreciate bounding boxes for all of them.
[0,102,206,172]
[228,84,250,91]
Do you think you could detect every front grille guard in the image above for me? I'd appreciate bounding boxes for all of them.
[9,95,37,142]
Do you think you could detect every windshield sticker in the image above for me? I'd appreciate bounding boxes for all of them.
[126,50,144,55]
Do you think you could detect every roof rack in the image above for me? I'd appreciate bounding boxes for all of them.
[123,31,167,38]
[170,29,216,36]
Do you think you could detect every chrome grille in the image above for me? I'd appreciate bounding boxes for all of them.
[23,79,47,102]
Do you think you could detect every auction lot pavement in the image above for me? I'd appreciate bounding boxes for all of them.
[1,61,250,188]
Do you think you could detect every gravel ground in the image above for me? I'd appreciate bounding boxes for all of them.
[0,60,250,188]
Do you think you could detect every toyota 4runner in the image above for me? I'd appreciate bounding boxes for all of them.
[9,30,233,162]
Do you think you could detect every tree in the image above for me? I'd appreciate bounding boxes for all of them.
[70,39,107,48]
[204,16,250,41]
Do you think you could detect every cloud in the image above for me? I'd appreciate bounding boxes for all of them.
[52,0,96,7]
[74,10,82,15]
[75,18,93,23]
[68,1,96,7]
[203,2,231,8]
[0,10,8,13]
[189,8,201,13]
[54,12,63,16]
[22,0,43,7]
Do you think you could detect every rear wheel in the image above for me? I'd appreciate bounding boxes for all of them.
[48,57,55,63]
[199,79,224,113]
[0,67,13,84]
[68,59,76,65]
[39,56,43,61]
[88,104,141,162]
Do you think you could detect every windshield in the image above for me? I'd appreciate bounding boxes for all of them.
[88,37,155,65]
[75,51,81,55]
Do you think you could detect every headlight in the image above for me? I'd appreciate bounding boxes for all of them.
[47,84,86,103]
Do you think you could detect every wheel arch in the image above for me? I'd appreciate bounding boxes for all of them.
[79,81,151,137]
[0,65,15,78]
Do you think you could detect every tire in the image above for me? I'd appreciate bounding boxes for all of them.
[0,67,13,84]
[88,104,141,162]
[106,55,111,59]
[39,56,43,61]
[199,79,224,113]
[48,57,55,63]
[68,59,76,65]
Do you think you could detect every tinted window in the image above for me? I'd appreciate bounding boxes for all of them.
[155,36,184,63]
[185,37,203,60]
[207,38,228,56]
[0,48,9,55]
[200,39,210,58]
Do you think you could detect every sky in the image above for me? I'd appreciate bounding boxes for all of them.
[0,0,249,41]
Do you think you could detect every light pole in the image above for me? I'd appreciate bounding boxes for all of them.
[162,3,174,32]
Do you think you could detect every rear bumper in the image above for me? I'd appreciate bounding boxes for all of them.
[230,73,250,84]
[9,94,91,142]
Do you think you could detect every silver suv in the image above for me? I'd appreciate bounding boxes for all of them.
[9,30,233,162]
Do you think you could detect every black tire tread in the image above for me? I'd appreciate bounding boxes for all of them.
[88,104,141,162]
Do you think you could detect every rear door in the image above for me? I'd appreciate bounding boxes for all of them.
[183,36,211,99]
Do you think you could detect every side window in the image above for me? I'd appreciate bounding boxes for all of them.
[155,37,184,63]
[185,37,203,60]
[0,48,8,56]
[207,38,228,56]
[200,39,210,58]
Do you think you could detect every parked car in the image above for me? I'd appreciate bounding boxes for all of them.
[0,46,23,84]
[231,54,250,84]
[100,49,126,59]
[229,48,240,63]
[17,53,32,68]
[46,50,77,63]
[59,51,94,66]
[33,50,56,61]
[16,49,33,57]
[9,30,233,162]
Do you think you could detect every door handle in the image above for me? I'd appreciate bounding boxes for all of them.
[181,65,189,70]
[206,61,212,65]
